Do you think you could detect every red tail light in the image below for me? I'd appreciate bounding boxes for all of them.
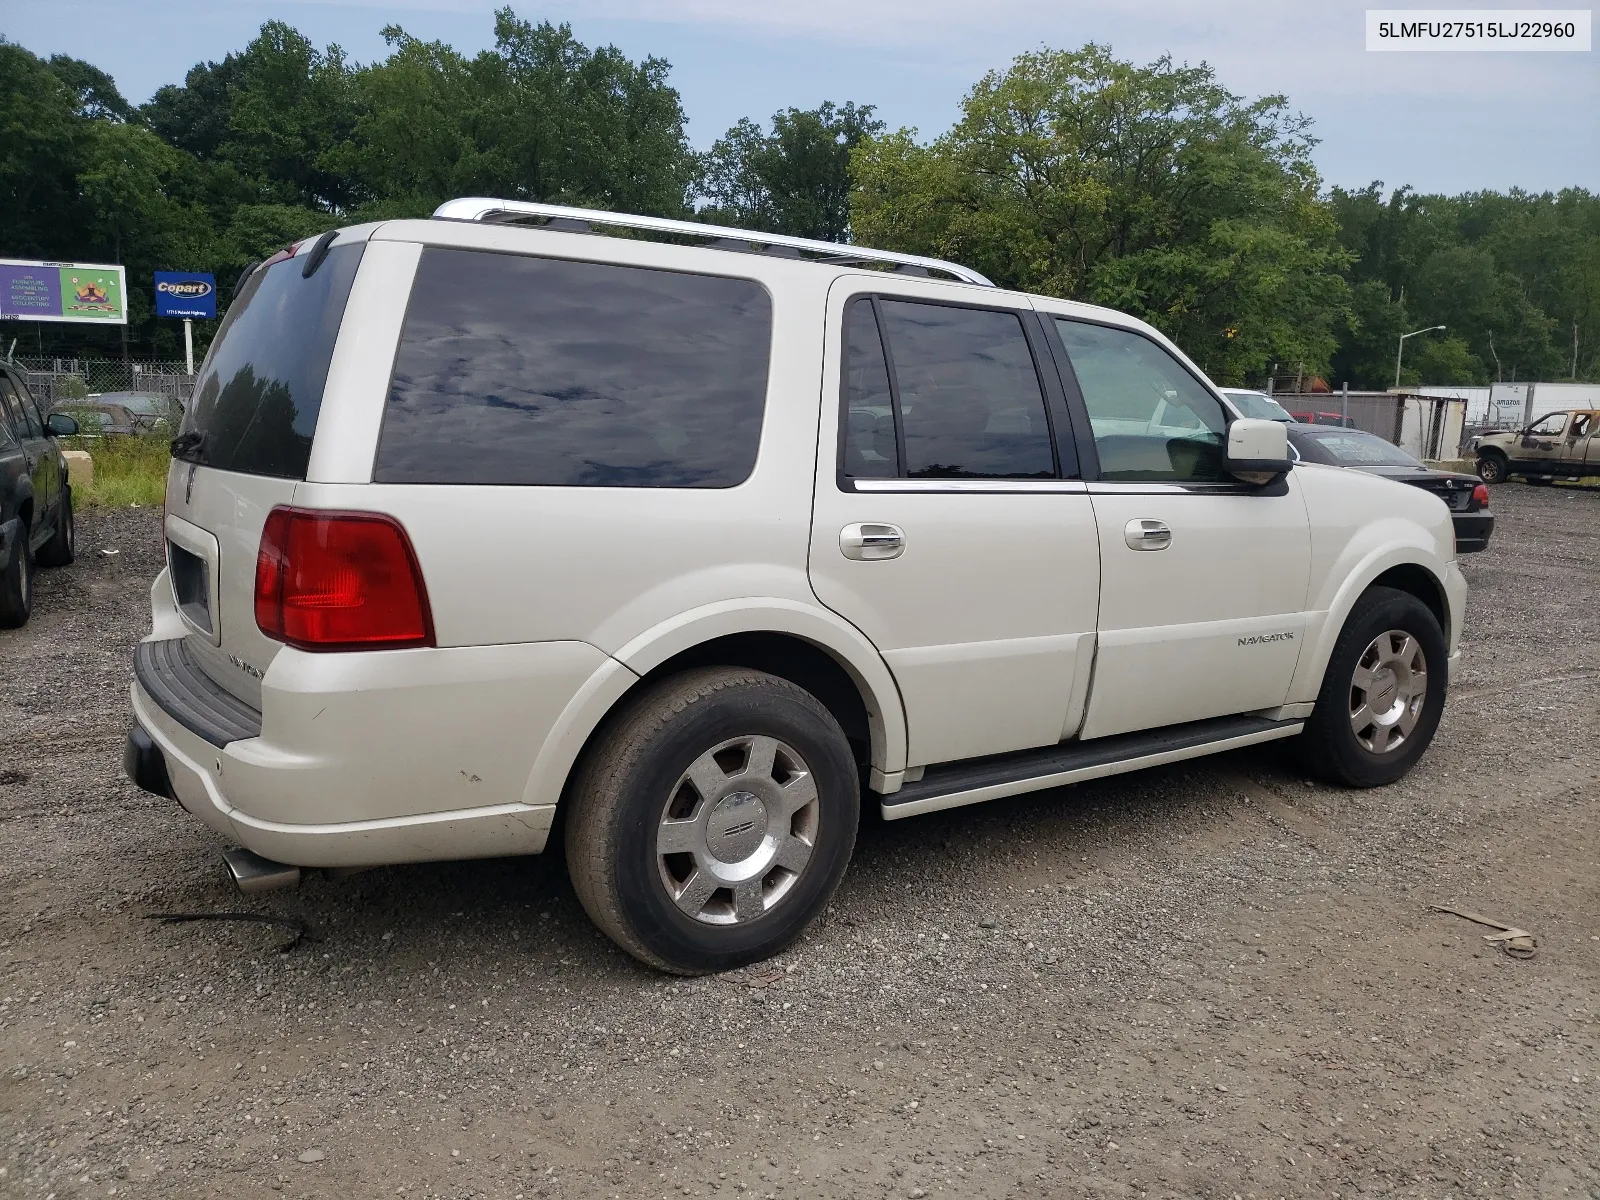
[1472,483,1490,507]
[254,507,434,651]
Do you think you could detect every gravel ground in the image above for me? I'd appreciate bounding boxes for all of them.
[1,486,1597,1200]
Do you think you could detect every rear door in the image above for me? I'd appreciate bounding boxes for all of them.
[164,237,368,707]
[808,282,1101,769]
[1045,315,1312,740]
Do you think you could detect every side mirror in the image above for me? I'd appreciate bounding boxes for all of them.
[1226,417,1291,484]
[47,412,79,437]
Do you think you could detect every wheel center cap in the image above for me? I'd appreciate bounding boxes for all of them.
[1370,667,1399,711]
[705,791,768,863]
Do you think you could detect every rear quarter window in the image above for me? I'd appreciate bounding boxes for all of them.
[374,249,773,488]
[179,242,365,479]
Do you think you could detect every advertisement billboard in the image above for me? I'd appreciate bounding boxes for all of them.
[154,271,217,319]
[0,259,127,324]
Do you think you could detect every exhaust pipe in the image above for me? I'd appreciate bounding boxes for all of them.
[222,847,302,894]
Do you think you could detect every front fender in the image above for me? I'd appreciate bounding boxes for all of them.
[1286,529,1456,705]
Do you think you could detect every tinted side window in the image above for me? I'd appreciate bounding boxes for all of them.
[876,300,1054,479]
[0,378,21,442]
[841,299,898,479]
[6,376,44,438]
[1054,320,1228,482]
[375,250,773,488]
[179,242,365,479]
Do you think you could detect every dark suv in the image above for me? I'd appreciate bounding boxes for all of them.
[0,364,79,627]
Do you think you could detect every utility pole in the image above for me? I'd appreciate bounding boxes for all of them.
[1574,319,1580,380]
[1341,381,1349,428]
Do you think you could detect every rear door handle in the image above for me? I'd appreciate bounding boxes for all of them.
[840,522,905,560]
[1124,519,1171,551]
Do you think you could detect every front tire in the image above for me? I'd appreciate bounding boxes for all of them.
[565,667,859,975]
[0,530,33,628]
[1475,453,1507,485]
[35,489,75,567]
[1298,586,1447,788]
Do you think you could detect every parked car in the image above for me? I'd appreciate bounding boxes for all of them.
[1474,409,1599,484]
[124,201,1466,974]
[52,390,177,437]
[0,364,78,627]
[1287,424,1493,554]
[52,400,139,437]
[1220,388,1295,422]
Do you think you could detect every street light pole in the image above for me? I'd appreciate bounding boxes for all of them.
[1395,324,1447,388]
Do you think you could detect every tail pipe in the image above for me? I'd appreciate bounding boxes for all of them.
[222,847,302,894]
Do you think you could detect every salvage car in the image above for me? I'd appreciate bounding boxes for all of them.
[1474,409,1599,485]
[124,200,1467,974]
[0,363,78,627]
[1287,424,1492,554]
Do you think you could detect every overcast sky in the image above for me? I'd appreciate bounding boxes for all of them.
[5,0,1596,195]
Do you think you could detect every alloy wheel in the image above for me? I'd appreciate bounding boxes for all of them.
[1349,629,1428,754]
[655,735,820,926]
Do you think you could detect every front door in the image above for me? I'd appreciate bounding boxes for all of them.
[1516,410,1571,472]
[1043,316,1312,740]
[0,372,52,543]
[808,283,1102,771]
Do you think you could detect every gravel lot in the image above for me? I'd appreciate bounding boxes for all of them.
[2,485,1597,1200]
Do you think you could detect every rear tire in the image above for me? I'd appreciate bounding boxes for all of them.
[0,529,32,628]
[565,667,859,975]
[1298,586,1447,788]
[35,489,75,567]
[1474,453,1507,485]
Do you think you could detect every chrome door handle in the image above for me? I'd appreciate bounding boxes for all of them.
[840,522,905,561]
[1124,519,1171,551]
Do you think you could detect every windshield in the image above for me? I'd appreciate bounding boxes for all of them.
[177,242,363,479]
[1223,390,1294,422]
[1302,429,1423,468]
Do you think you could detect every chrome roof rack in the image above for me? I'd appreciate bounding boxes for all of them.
[431,197,994,287]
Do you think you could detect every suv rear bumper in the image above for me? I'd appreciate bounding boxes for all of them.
[127,635,627,868]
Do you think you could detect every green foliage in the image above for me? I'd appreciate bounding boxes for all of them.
[2,25,1595,388]
[849,46,1351,384]
[1330,184,1600,385]
[62,434,170,507]
[697,102,883,241]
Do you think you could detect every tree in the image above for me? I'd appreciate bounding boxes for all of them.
[698,102,883,240]
[342,10,696,219]
[0,40,88,258]
[850,45,1350,383]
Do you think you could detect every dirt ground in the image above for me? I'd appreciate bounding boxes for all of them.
[1,484,1597,1200]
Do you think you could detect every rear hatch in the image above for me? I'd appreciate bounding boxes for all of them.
[162,237,367,708]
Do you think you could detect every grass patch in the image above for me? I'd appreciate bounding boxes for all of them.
[64,435,171,508]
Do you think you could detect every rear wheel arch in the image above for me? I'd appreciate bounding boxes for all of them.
[635,632,874,769]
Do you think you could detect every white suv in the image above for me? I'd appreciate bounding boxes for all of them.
[125,200,1466,974]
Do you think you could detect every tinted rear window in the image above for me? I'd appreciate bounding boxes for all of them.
[178,243,364,479]
[374,249,773,488]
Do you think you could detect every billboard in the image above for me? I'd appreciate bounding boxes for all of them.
[0,259,127,324]
[154,271,217,319]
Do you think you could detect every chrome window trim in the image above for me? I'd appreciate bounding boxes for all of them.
[850,478,1089,494]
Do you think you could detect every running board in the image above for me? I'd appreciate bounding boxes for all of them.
[879,714,1304,820]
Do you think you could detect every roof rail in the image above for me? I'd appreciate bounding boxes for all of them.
[430,198,994,287]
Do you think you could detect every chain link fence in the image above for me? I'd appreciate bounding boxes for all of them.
[12,356,195,412]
